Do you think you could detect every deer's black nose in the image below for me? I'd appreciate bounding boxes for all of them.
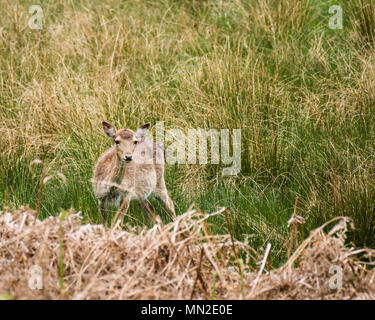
[125,155,132,161]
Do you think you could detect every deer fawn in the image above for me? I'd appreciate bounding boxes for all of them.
[93,121,175,224]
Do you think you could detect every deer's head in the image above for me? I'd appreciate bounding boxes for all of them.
[102,121,150,164]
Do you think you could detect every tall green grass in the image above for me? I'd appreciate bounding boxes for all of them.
[1,0,375,266]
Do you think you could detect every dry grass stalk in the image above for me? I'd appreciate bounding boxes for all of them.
[287,197,305,260]
[189,247,207,300]
[33,162,47,221]
[29,160,67,221]
[224,210,240,272]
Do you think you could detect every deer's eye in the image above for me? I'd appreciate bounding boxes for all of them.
[115,140,120,145]
[134,140,138,145]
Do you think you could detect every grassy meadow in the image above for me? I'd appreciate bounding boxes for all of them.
[1,0,375,267]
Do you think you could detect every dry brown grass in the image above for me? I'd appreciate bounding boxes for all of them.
[0,206,374,300]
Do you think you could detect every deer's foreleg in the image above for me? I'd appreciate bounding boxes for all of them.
[111,192,131,228]
[98,199,108,225]
[155,190,176,220]
[140,199,156,223]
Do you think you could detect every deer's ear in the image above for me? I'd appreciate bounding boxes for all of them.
[102,121,116,138]
[135,123,150,141]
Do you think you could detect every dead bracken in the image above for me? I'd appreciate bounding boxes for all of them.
[0,206,374,300]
